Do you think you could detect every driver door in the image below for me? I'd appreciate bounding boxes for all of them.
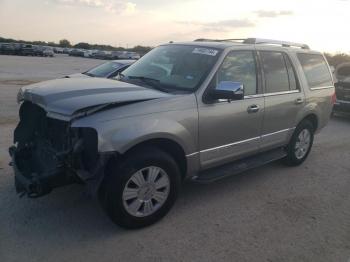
[198,50,264,169]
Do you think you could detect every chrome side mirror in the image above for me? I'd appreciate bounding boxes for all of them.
[209,81,244,100]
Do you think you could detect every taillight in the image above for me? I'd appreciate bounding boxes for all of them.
[331,92,337,105]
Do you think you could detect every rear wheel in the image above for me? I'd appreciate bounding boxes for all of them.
[100,147,181,229]
[284,120,314,166]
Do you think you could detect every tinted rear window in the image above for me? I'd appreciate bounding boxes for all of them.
[297,53,333,88]
[260,51,290,93]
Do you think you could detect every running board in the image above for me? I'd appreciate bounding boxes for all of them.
[193,148,287,183]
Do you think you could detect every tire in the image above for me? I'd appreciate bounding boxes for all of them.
[100,146,181,229]
[284,120,314,166]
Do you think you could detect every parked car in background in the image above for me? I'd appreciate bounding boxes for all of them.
[63,48,71,54]
[10,38,335,228]
[334,62,350,113]
[115,51,141,59]
[110,51,123,59]
[43,48,54,57]
[33,45,45,56]
[66,59,135,79]
[12,43,24,55]
[83,50,98,58]
[21,44,35,56]
[0,43,15,55]
[91,50,111,60]
[54,47,63,54]
[69,49,85,57]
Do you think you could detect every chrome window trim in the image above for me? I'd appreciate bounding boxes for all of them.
[263,90,300,97]
[186,127,295,157]
[212,85,301,101]
[244,94,264,99]
[310,86,334,91]
[242,90,300,99]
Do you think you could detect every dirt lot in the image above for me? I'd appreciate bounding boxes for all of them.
[1,54,350,262]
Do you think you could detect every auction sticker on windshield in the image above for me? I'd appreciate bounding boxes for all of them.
[192,48,218,56]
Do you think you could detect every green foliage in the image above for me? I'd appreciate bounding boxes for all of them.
[74,42,90,49]
[325,53,350,67]
[130,45,152,54]
[58,39,71,48]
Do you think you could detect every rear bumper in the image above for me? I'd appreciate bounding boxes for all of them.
[333,99,350,112]
[9,146,76,198]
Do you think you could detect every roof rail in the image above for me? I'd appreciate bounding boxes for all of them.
[243,38,310,49]
[194,38,244,43]
[194,38,310,49]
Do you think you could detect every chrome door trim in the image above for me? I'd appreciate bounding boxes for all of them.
[186,127,296,157]
[200,136,260,153]
[186,152,199,157]
[261,127,295,138]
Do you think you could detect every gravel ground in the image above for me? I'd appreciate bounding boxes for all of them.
[0,54,350,262]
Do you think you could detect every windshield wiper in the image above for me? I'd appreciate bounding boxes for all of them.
[126,76,170,92]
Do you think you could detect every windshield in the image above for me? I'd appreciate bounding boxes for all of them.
[121,45,221,91]
[85,61,122,77]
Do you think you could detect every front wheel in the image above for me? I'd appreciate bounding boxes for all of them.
[283,120,314,166]
[100,147,181,229]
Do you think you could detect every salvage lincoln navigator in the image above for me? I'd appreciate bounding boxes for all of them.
[10,38,335,228]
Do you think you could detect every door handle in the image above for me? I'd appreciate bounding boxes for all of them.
[247,104,260,113]
[295,97,304,104]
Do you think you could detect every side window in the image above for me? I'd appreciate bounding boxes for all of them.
[284,54,298,90]
[217,51,257,96]
[297,53,333,88]
[260,51,289,93]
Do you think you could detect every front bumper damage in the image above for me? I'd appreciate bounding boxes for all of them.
[9,145,112,198]
[9,145,74,197]
[9,101,112,198]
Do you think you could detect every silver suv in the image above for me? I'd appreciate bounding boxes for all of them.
[10,38,335,228]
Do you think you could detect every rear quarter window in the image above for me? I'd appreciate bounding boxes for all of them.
[297,53,333,88]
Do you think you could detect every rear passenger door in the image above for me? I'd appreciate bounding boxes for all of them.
[259,51,304,150]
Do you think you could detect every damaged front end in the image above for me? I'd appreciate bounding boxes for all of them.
[9,101,107,198]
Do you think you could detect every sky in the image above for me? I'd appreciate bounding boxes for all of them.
[0,0,349,53]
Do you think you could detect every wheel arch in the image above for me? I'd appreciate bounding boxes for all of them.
[110,137,188,180]
[301,113,318,132]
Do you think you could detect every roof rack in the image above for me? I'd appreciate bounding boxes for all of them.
[194,38,310,49]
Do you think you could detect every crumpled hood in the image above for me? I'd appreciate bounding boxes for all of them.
[21,78,171,118]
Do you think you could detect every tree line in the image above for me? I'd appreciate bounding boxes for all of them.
[1,36,350,66]
[324,53,350,67]
[0,36,152,54]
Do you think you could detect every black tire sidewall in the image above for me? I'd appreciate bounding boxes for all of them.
[285,120,314,166]
[103,147,181,229]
